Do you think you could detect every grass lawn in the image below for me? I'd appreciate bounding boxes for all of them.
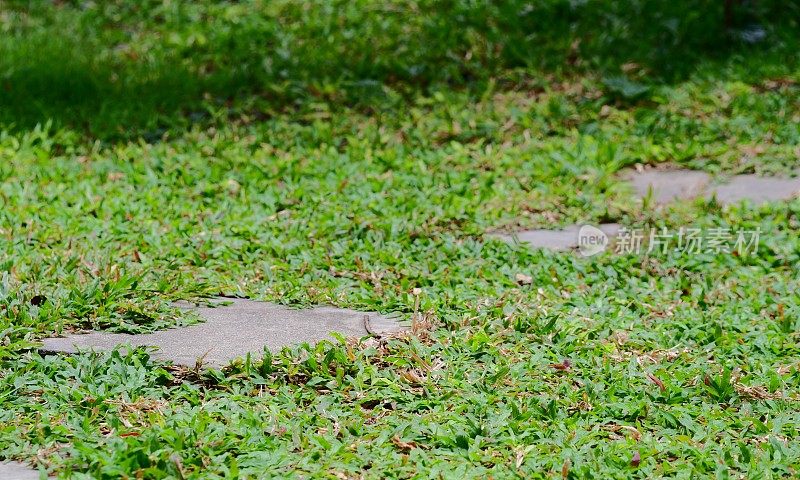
[1,1,800,478]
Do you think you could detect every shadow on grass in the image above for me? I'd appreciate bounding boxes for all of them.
[1,0,798,140]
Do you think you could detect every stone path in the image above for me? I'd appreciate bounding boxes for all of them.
[629,168,800,205]
[500,169,800,251]
[41,298,404,368]
[36,169,800,367]
[0,461,43,480]
[706,174,800,204]
[494,223,620,250]
[626,169,711,204]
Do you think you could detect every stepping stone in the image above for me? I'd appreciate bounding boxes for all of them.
[706,174,800,204]
[626,169,711,204]
[0,461,43,480]
[41,299,404,368]
[494,223,620,250]
[497,170,800,253]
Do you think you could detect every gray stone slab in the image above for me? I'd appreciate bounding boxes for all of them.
[626,169,711,204]
[707,174,800,204]
[0,462,43,480]
[495,223,620,250]
[41,299,404,368]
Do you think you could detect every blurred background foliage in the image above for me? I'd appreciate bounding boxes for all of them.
[0,0,798,138]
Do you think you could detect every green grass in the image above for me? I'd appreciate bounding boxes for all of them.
[1,1,800,478]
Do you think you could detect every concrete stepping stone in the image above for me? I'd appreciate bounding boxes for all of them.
[498,170,799,253]
[41,298,404,368]
[626,169,711,204]
[706,174,800,204]
[0,461,44,480]
[494,223,620,250]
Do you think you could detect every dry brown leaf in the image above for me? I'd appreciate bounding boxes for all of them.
[391,436,418,452]
[515,273,532,285]
[647,372,666,392]
[735,383,782,400]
